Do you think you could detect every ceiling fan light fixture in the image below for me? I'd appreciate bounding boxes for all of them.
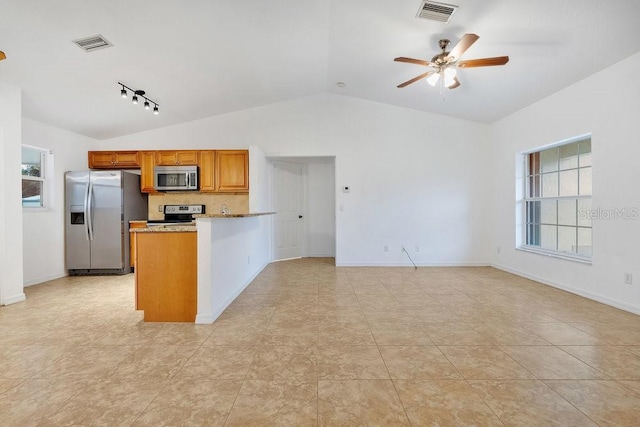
[426,73,440,86]
[443,67,457,87]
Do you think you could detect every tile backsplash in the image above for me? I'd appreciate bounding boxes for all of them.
[147,193,249,220]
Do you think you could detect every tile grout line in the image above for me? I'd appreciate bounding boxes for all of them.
[221,298,277,426]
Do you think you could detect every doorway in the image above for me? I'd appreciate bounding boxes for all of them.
[269,157,336,262]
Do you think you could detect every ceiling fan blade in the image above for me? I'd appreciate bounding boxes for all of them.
[447,33,479,61]
[0,51,6,61]
[397,71,432,88]
[457,56,510,68]
[394,57,431,67]
[448,77,460,89]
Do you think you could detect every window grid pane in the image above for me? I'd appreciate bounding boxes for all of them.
[21,147,43,178]
[21,146,48,208]
[22,179,43,207]
[524,138,591,258]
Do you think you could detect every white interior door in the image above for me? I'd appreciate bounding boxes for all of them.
[272,161,306,260]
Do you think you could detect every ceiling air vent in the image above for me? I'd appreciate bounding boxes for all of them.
[416,1,458,23]
[72,34,113,52]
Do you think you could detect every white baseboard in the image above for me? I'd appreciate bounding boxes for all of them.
[1,292,26,306]
[272,257,302,263]
[194,313,215,324]
[23,272,67,287]
[492,262,640,315]
[335,261,490,267]
[195,260,269,325]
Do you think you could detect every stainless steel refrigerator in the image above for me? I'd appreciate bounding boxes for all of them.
[65,170,147,275]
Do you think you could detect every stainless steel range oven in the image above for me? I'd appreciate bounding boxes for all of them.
[146,204,205,225]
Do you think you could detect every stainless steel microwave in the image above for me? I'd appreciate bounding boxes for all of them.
[154,166,198,191]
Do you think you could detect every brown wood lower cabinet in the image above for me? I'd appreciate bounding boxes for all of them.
[129,221,148,267]
[134,231,197,322]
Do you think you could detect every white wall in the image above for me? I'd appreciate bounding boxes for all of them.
[21,119,96,285]
[489,51,640,313]
[101,93,491,266]
[248,145,269,213]
[196,215,272,324]
[0,82,25,305]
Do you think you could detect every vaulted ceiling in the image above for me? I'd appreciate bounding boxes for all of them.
[1,0,640,140]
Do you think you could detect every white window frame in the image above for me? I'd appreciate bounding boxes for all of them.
[21,145,53,211]
[518,134,592,264]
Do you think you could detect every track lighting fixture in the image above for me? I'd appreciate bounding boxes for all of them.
[117,82,160,115]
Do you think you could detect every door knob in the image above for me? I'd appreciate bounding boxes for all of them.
[298,215,303,219]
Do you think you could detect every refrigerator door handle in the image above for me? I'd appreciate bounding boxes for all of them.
[87,182,95,241]
[83,183,91,241]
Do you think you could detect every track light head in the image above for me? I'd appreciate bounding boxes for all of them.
[153,105,159,115]
[132,95,138,104]
[120,88,127,98]
[144,100,150,110]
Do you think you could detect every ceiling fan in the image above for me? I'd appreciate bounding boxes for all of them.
[394,33,508,90]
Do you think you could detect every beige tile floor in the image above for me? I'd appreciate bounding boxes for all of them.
[1,257,640,425]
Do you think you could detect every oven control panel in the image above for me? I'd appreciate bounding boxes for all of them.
[164,204,205,215]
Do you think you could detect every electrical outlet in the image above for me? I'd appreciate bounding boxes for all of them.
[384,245,389,252]
[157,205,163,212]
[625,273,632,285]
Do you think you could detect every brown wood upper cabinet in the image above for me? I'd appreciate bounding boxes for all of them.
[88,151,139,169]
[88,149,249,194]
[215,150,249,193]
[139,151,157,193]
[155,150,199,166]
[198,150,216,192]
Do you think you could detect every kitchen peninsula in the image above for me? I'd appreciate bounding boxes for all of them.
[130,212,274,323]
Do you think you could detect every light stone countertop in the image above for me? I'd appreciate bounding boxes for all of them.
[193,212,276,218]
[130,224,197,233]
[129,213,275,232]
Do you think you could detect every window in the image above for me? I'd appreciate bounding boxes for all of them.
[523,137,592,259]
[21,145,51,208]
